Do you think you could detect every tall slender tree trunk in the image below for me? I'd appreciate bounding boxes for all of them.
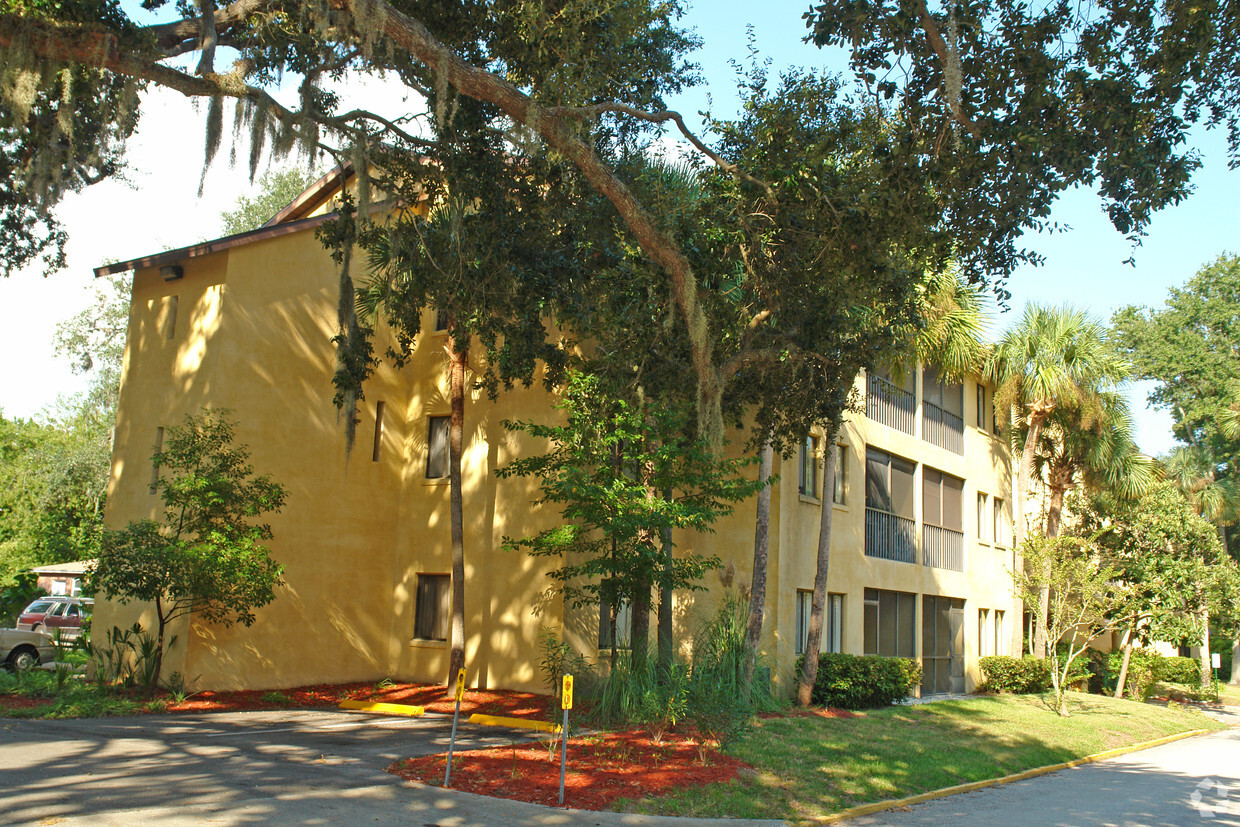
[1114,626,1134,699]
[151,596,167,697]
[1199,601,1213,690]
[1019,412,1050,659]
[797,431,838,706]
[743,440,774,686]
[446,334,467,686]
[657,515,673,683]
[631,574,652,668]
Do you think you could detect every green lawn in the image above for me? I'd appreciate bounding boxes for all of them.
[631,692,1224,821]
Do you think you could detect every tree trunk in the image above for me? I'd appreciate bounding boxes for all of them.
[1045,481,1066,539]
[1019,413,1050,659]
[743,440,774,686]
[631,574,651,668]
[150,596,166,697]
[1199,604,1213,691]
[446,335,467,686]
[797,431,838,707]
[1114,628,1134,699]
[657,517,673,683]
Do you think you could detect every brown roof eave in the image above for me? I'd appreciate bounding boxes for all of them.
[93,211,337,278]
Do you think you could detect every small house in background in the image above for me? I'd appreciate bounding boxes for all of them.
[30,561,92,597]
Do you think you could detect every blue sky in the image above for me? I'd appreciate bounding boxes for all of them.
[0,0,1234,456]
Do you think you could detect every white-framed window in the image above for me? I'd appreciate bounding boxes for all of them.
[414,573,450,641]
[993,497,1007,547]
[994,609,1006,656]
[796,590,843,655]
[832,444,847,505]
[977,492,990,541]
[978,608,991,657]
[976,383,986,428]
[799,435,821,498]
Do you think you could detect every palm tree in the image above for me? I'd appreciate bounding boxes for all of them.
[988,303,1130,657]
[1031,391,1153,538]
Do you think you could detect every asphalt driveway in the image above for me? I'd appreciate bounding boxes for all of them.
[0,708,778,826]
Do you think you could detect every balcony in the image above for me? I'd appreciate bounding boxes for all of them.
[867,373,915,435]
[865,508,917,564]
[922,400,964,454]
[923,523,965,571]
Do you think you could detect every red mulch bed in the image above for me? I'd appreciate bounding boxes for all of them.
[0,680,554,720]
[388,728,750,810]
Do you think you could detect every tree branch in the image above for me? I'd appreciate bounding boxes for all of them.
[913,0,982,140]
[548,101,776,203]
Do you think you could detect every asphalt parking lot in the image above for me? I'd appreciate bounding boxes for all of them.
[0,708,777,826]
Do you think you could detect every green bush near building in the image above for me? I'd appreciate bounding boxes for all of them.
[801,653,921,709]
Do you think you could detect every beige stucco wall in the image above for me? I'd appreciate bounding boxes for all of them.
[100,222,563,693]
[100,204,1018,697]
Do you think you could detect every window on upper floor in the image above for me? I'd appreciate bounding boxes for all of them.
[976,383,986,429]
[977,492,990,541]
[798,435,820,498]
[922,468,964,532]
[923,366,965,453]
[832,443,847,506]
[865,448,915,519]
[993,497,1008,547]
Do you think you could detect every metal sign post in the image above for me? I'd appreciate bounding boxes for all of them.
[558,673,573,805]
[444,667,466,787]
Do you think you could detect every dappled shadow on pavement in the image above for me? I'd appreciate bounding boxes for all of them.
[0,709,550,825]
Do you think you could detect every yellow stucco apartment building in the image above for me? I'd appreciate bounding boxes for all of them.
[95,171,1021,696]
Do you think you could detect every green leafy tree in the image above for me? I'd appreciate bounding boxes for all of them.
[93,409,286,692]
[1113,254,1240,683]
[498,372,761,666]
[219,167,320,236]
[1013,534,1123,716]
[1084,482,1240,693]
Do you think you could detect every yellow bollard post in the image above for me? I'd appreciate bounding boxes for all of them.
[444,668,466,787]
[558,673,573,805]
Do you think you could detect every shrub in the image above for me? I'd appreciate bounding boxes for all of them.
[978,656,1051,693]
[802,653,921,709]
[1107,648,1160,699]
[1158,656,1202,685]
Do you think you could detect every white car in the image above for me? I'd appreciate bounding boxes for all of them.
[0,628,55,671]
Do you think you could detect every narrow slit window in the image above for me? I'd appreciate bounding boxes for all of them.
[148,426,164,495]
[163,295,178,340]
[426,416,450,479]
[832,444,847,505]
[372,401,386,463]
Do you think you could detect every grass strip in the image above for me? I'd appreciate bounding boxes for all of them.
[631,691,1226,821]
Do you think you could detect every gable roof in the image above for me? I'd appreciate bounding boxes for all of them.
[93,166,351,278]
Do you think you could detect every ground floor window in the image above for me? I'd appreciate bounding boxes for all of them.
[414,573,450,641]
[863,588,916,658]
[599,597,633,650]
[796,590,843,655]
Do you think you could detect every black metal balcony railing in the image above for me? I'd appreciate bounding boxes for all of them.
[923,523,965,571]
[922,400,965,454]
[867,373,916,435]
[865,508,917,564]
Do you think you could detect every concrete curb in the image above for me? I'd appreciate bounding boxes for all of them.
[796,727,1210,825]
[338,699,426,716]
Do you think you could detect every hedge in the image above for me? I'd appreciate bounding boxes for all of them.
[978,655,1051,693]
[801,653,922,709]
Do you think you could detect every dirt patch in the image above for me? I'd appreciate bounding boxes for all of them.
[388,728,749,811]
[762,707,861,720]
